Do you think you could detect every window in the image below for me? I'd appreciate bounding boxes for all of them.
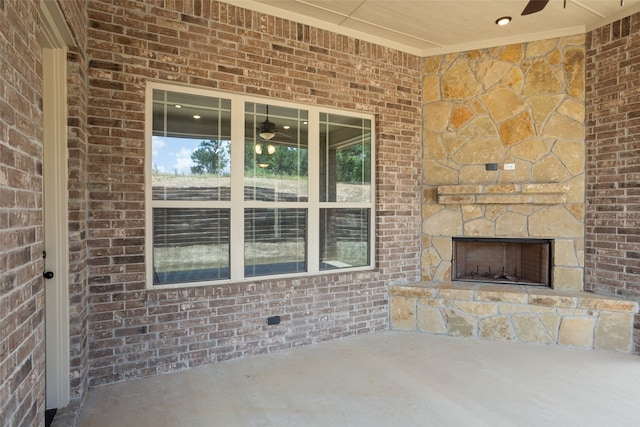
[146,83,375,287]
[319,113,372,270]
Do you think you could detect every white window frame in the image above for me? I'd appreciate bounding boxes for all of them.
[145,82,376,289]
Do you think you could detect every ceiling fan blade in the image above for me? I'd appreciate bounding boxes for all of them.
[275,131,294,141]
[521,0,550,15]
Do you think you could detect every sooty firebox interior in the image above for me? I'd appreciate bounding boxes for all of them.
[452,238,552,287]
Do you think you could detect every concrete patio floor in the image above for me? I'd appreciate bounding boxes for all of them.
[77,331,640,426]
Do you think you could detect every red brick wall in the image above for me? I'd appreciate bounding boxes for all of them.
[85,0,422,386]
[58,0,91,405]
[0,1,46,426]
[585,13,640,353]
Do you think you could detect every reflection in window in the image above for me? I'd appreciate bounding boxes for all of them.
[244,103,309,202]
[245,208,306,277]
[153,208,230,284]
[152,90,231,201]
[320,209,370,270]
[147,84,375,287]
[320,113,371,203]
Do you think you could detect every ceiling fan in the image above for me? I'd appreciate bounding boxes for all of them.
[521,0,624,15]
[257,105,292,141]
[521,0,550,15]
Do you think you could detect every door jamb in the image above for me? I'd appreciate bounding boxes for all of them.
[40,0,75,410]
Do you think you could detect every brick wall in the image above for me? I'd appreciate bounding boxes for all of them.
[585,13,640,353]
[0,1,46,426]
[85,0,422,386]
[58,0,90,406]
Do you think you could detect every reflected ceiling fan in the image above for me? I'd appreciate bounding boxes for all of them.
[522,0,624,15]
[257,106,292,141]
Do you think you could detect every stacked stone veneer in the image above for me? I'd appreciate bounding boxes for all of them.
[391,283,639,352]
[422,36,586,291]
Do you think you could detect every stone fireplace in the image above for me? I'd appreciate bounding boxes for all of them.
[425,182,583,292]
[452,237,551,287]
[420,36,587,293]
[389,37,639,353]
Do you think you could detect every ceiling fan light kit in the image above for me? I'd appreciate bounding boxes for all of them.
[254,143,275,154]
[257,105,290,141]
[259,130,276,140]
[256,105,296,143]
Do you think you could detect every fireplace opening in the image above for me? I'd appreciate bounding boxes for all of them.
[452,238,552,287]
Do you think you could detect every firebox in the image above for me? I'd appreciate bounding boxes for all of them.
[452,238,552,287]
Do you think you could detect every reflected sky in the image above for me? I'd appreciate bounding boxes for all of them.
[152,136,231,175]
[152,137,198,175]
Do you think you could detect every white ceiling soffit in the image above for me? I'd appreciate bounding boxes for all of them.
[222,0,640,56]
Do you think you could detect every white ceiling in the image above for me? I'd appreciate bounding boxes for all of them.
[222,0,640,56]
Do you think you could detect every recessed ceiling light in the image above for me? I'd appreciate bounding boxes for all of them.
[193,115,201,119]
[283,125,291,130]
[496,16,512,26]
[174,104,182,108]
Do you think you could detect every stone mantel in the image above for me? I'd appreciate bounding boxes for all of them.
[437,183,570,205]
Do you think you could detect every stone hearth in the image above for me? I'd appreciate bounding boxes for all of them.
[390,283,639,352]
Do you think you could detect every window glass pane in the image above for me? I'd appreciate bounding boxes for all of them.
[319,113,371,203]
[153,208,230,284]
[152,90,231,201]
[244,103,308,202]
[320,208,370,270]
[245,208,306,276]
